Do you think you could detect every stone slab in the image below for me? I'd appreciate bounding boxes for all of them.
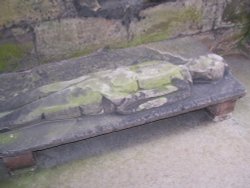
[0,71,245,157]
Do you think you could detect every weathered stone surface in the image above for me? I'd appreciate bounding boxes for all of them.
[137,97,168,111]
[0,75,89,113]
[0,0,75,28]
[0,60,192,129]
[201,0,230,31]
[0,46,175,107]
[0,37,225,110]
[0,0,246,72]
[35,18,127,61]
[187,53,227,82]
[0,85,104,128]
[0,37,227,115]
[0,37,246,159]
[131,61,186,90]
[0,70,245,157]
[78,0,101,12]
[129,2,203,44]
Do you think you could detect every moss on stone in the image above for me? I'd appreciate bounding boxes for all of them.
[0,132,18,145]
[70,47,99,59]
[67,6,203,58]
[15,91,102,124]
[69,91,103,106]
[39,83,68,94]
[126,6,202,47]
[110,70,138,94]
[0,43,26,72]
[29,90,102,117]
[43,106,67,114]
[123,82,138,93]
[131,61,184,90]
[139,76,170,90]
[111,79,138,94]
[130,60,164,71]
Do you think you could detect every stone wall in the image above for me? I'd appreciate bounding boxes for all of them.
[0,0,247,72]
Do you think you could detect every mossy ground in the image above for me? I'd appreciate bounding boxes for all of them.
[0,43,27,72]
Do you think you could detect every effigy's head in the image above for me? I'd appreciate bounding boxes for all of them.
[187,54,227,83]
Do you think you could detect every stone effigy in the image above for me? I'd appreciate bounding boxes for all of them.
[0,37,246,172]
[0,54,227,129]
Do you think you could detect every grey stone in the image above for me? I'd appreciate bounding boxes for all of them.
[35,18,127,60]
[0,70,245,157]
[137,97,168,111]
[0,60,192,129]
[187,54,227,82]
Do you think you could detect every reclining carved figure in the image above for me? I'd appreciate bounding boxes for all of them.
[0,54,227,130]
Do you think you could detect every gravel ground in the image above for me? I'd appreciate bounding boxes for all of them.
[0,54,250,188]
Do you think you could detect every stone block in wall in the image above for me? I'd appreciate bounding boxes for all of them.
[128,2,203,45]
[0,27,36,72]
[35,18,127,61]
[0,0,76,29]
[201,0,230,31]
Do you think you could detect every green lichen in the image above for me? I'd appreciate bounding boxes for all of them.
[42,91,102,115]
[28,6,202,65]
[69,91,102,106]
[26,90,102,118]
[102,89,131,102]
[0,43,26,72]
[139,76,170,90]
[68,6,203,57]
[127,6,202,47]
[138,69,183,90]
[70,47,99,59]
[131,61,184,90]
[0,132,18,145]
[112,80,138,94]
[110,73,138,93]
[130,60,165,71]
[39,83,67,94]
[43,105,67,114]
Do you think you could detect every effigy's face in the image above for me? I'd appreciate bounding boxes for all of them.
[0,54,226,128]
